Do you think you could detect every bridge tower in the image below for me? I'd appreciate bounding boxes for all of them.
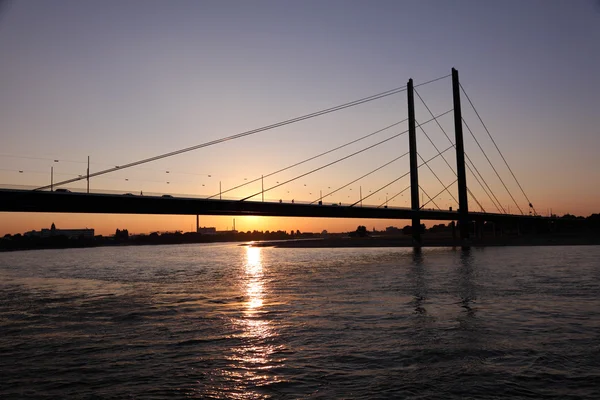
[407,78,421,245]
[452,68,470,241]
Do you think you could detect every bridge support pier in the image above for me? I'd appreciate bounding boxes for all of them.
[407,78,421,246]
[477,220,484,240]
[451,221,456,242]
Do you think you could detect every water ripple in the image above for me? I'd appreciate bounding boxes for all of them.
[1,245,600,398]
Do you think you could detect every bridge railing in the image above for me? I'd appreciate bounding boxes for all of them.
[0,184,418,210]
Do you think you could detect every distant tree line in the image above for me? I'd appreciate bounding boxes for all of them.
[2,214,600,252]
[0,228,317,251]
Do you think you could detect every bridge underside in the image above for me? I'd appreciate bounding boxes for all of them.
[0,189,542,224]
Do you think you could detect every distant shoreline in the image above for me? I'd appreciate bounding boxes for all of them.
[2,233,600,253]
[250,235,600,248]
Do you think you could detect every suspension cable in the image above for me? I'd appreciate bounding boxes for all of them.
[465,156,504,213]
[460,83,537,215]
[309,151,409,204]
[415,133,459,204]
[35,87,406,190]
[421,179,458,209]
[462,117,523,214]
[377,184,410,208]
[35,74,451,191]
[412,112,460,203]
[208,119,407,199]
[417,120,488,213]
[414,87,504,213]
[466,186,487,213]
[351,144,455,207]
[418,185,441,210]
[240,109,453,201]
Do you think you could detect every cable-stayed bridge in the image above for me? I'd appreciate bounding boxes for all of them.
[0,68,548,244]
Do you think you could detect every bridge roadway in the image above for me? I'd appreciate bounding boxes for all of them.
[0,188,544,224]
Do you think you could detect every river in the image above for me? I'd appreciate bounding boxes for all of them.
[1,244,599,399]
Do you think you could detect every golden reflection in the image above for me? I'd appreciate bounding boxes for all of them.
[206,246,286,397]
[245,246,264,311]
[246,246,262,275]
[230,246,282,396]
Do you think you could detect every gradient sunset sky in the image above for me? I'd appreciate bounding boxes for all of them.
[1,0,599,236]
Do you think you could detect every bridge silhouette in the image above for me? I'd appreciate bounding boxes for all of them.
[0,68,547,245]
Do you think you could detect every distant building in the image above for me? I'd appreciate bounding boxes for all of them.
[197,226,217,235]
[25,223,94,239]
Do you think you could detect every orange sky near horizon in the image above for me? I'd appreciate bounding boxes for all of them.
[1,212,417,237]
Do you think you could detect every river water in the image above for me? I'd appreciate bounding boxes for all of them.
[0,244,599,399]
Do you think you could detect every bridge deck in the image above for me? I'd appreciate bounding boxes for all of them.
[0,189,543,223]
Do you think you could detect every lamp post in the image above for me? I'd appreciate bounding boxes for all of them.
[50,159,60,191]
[360,186,363,207]
[87,156,90,193]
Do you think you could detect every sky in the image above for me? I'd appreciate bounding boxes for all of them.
[1,0,599,236]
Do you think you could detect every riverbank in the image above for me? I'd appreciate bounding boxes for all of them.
[251,234,600,248]
[3,233,599,252]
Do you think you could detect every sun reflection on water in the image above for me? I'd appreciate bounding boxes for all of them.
[211,246,285,398]
[245,246,264,311]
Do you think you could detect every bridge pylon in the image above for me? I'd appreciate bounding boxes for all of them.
[407,78,421,246]
[452,68,470,242]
